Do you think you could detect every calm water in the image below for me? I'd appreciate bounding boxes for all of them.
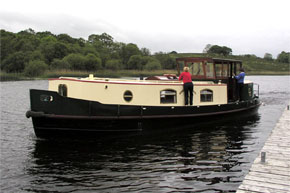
[1,76,289,193]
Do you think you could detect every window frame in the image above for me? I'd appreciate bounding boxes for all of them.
[58,84,68,97]
[123,90,133,102]
[200,89,213,102]
[160,89,177,104]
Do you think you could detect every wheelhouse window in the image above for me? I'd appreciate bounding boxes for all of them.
[215,64,223,77]
[206,63,214,78]
[189,62,204,76]
[215,63,229,78]
[178,60,185,72]
[200,89,213,102]
[160,90,177,104]
[58,84,67,97]
[123,90,133,102]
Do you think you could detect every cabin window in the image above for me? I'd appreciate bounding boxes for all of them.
[58,84,67,97]
[200,89,213,102]
[40,95,53,102]
[191,62,204,76]
[160,90,177,104]
[206,63,214,78]
[123,90,133,102]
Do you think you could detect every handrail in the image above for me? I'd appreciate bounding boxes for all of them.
[254,83,259,98]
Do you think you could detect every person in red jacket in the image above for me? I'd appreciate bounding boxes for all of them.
[179,66,193,105]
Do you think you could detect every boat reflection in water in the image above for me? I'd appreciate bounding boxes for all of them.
[27,113,260,192]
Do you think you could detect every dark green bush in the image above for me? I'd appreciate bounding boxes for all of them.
[24,60,48,77]
[105,59,123,70]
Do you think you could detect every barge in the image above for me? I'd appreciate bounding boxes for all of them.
[26,57,261,137]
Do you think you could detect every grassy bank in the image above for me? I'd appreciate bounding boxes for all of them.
[0,72,30,81]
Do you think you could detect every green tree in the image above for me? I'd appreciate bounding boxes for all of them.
[15,29,40,52]
[141,47,151,56]
[203,44,212,53]
[144,58,162,70]
[57,33,76,44]
[264,53,273,61]
[277,51,290,63]
[24,60,48,77]
[27,50,45,61]
[39,36,57,63]
[154,52,175,69]
[207,45,232,56]
[51,58,70,69]
[84,53,102,71]
[88,33,114,48]
[120,43,141,67]
[105,59,123,70]
[0,30,16,62]
[2,51,27,72]
[128,55,143,70]
[63,53,86,70]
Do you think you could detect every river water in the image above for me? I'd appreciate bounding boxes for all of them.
[0,76,289,193]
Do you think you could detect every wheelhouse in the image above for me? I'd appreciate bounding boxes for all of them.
[176,57,242,80]
[176,57,243,102]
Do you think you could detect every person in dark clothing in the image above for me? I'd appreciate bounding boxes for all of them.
[235,67,245,101]
[179,67,193,105]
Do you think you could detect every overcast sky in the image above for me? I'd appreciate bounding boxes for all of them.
[1,0,289,58]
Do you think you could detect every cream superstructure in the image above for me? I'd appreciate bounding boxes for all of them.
[49,75,228,106]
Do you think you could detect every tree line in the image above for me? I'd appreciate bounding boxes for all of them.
[1,29,178,77]
[1,29,289,77]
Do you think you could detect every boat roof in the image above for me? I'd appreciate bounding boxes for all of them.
[176,57,242,63]
[50,77,219,86]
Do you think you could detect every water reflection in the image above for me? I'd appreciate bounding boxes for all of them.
[26,114,260,192]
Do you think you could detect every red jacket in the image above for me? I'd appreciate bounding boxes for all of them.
[179,72,192,83]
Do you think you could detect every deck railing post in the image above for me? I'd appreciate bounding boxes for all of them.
[261,152,266,163]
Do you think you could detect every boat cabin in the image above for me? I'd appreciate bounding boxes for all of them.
[47,57,254,108]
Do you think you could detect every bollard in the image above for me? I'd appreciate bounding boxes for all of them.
[287,105,289,110]
[261,152,266,163]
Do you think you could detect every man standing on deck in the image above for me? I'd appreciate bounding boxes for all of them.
[179,67,193,105]
[235,67,245,101]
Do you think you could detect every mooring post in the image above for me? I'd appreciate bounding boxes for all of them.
[261,152,266,163]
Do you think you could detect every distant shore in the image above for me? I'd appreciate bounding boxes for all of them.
[1,69,289,81]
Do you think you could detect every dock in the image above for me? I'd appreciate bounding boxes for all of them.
[237,103,290,193]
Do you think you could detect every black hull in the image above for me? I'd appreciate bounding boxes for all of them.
[26,89,261,138]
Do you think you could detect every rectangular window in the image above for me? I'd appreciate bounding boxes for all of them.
[191,62,204,76]
[178,61,184,72]
[206,63,214,78]
[200,89,213,102]
[223,63,229,77]
[160,90,177,103]
[215,64,223,77]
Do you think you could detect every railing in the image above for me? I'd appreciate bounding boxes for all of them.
[254,83,259,98]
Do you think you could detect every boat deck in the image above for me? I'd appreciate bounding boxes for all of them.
[237,102,290,192]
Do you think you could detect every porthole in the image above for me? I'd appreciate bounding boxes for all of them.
[123,90,133,102]
[40,95,53,102]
